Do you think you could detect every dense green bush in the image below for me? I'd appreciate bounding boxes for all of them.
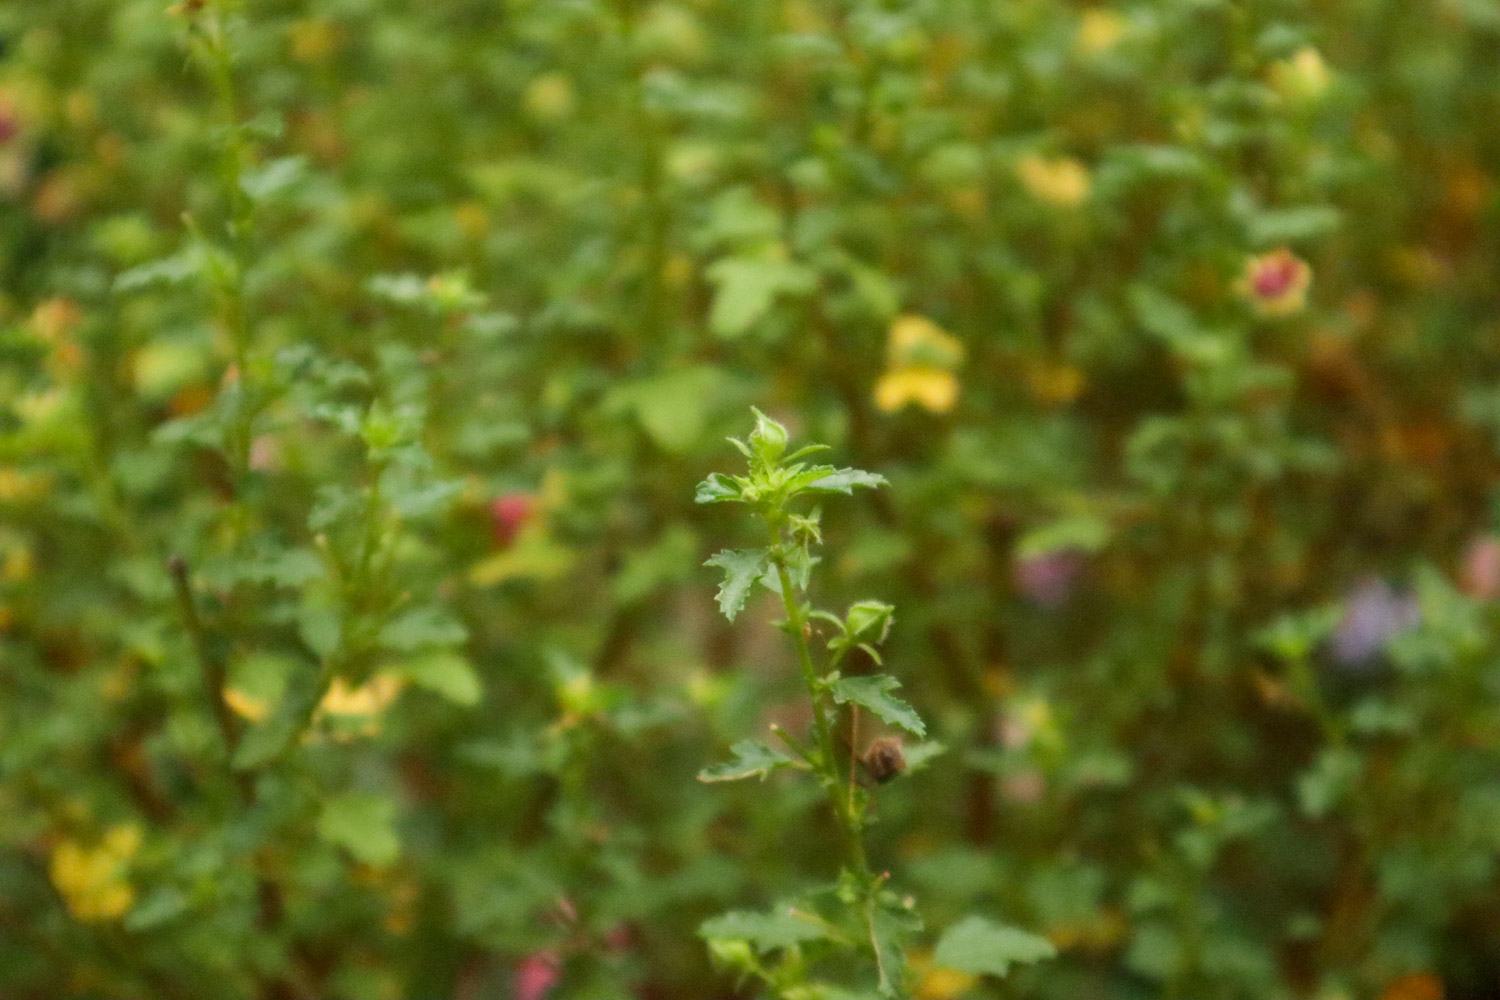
[4,0,1500,997]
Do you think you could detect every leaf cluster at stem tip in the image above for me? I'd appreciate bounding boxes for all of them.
[696,409,885,622]
[695,408,886,524]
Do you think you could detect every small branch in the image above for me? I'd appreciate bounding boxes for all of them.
[167,556,241,760]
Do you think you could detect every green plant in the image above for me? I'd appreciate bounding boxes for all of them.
[695,409,1054,998]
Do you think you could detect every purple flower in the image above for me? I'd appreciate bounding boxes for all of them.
[1330,577,1420,668]
[1013,550,1085,608]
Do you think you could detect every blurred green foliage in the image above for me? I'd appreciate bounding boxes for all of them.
[2,0,1500,998]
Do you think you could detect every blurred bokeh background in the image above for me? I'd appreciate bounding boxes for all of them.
[4,1,1500,998]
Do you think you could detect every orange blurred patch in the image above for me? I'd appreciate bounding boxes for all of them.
[1380,973,1443,1000]
[168,383,214,418]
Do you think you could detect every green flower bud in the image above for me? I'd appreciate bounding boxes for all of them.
[846,600,895,644]
[749,407,788,464]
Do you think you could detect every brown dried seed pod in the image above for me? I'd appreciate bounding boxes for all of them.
[861,736,907,784]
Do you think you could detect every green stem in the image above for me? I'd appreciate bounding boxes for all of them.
[766,524,870,881]
[198,1,254,479]
[167,555,241,761]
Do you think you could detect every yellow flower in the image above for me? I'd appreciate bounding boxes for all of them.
[313,673,404,740]
[523,73,576,121]
[1,538,33,582]
[49,824,141,922]
[318,673,403,718]
[876,315,964,414]
[875,367,959,414]
[1075,9,1128,57]
[0,466,51,503]
[1025,362,1086,406]
[29,297,82,343]
[1269,46,1331,103]
[910,951,978,1000]
[1016,154,1090,207]
[224,687,272,723]
[289,18,342,63]
[1240,247,1312,316]
[888,314,965,369]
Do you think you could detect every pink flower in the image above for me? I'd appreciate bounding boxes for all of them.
[489,492,535,547]
[514,952,560,1000]
[1462,535,1500,600]
[1241,247,1312,316]
[1012,550,1085,608]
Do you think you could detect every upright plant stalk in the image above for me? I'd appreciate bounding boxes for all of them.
[696,410,1056,998]
[696,409,917,995]
[183,0,256,482]
[764,519,869,881]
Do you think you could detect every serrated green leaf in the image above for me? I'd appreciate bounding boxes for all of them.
[1015,515,1110,559]
[400,651,482,706]
[240,155,307,202]
[113,247,206,293]
[317,793,400,867]
[1246,205,1342,246]
[1297,746,1361,819]
[613,524,699,604]
[123,888,189,931]
[933,916,1056,977]
[704,548,770,622]
[871,897,921,996]
[706,256,817,338]
[695,472,743,504]
[239,547,325,587]
[799,467,887,495]
[700,907,832,951]
[830,675,925,737]
[698,738,797,782]
[379,606,468,652]
[232,665,330,771]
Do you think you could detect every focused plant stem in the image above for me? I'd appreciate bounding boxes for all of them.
[765,522,870,883]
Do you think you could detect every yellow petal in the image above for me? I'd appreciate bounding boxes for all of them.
[1017,154,1091,207]
[875,367,959,414]
[224,686,271,723]
[1075,9,1128,56]
[319,673,403,717]
[888,314,965,369]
